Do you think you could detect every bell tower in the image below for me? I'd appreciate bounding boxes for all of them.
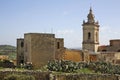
[82,8,99,52]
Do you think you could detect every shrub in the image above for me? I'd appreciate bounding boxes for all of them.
[47,60,79,72]
[0,59,15,68]
[47,60,120,74]
[23,62,33,70]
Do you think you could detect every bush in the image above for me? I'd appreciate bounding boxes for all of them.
[47,60,79,72]
[17,62,33,70]
[0,59,15,68]
[25,62,33,70]
[47,60,120,74]
[4,74,35,80]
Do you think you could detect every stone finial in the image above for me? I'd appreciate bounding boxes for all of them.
[87,7,95,23]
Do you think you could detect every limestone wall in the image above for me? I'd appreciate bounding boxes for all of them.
[52,73,119,80]
[110,40,120,47]
[17,33,65,68]
[17,38,24,65]
[55,38,64,60]
[0,70,120,80]
[0,70,50,80]
[24,33,55,68]
[82,24,99,52]
[98,40,120,52]
[63,49,83,62]
[97,52,120,64]
[24,34,31,63]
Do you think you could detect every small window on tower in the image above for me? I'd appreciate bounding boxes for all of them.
[102,50,107,52]
[117,50,120,52]
[25,43,27,52]
[21,42,24,47]
[96,32,98,42]
[88,32,91,39]
[57,42,60,49]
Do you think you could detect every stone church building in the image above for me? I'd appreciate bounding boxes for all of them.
[17,8,120,68]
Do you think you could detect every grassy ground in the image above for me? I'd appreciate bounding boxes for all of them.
[75,68,94,73]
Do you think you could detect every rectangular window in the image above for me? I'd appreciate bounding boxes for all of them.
[25,43,27,52]
[57,42,60,49]
[88,32,91,39]
[21,42,24,47]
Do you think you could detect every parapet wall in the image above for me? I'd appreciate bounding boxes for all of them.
[24,33,55,38]
[0,70,50,80]
[63,49,83,62]
[0,70,120,80]
[51,73,119,80]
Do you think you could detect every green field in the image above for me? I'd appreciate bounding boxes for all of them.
[0,45,16,60]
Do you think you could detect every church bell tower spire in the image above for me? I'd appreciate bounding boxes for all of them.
[87,7,95,23]
[82,7,100,52]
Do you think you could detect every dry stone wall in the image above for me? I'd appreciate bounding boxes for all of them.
[0,70,50,80]
[51,73,119,80]
[0,70,120,80]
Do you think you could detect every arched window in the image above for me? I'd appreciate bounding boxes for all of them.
[88,32,91,39]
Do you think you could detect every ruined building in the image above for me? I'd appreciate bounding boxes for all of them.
[17,33,64,68]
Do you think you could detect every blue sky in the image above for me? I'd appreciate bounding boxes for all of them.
[0,0,120,48]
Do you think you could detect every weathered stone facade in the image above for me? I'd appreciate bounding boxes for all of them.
[17,38,24,65]
[63,49,83,62]
[17,33,64,68]
[98,39,120,52]
[98,52,120,64]
[0,70,120,80]
[63,49,90,62]
[55,38,64,60]
[52,73,119,80]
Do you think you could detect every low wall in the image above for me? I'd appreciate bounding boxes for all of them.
[0,70,120,80]
[0,70,50,80]
[64,49,83,62]
[51,73,120,80]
